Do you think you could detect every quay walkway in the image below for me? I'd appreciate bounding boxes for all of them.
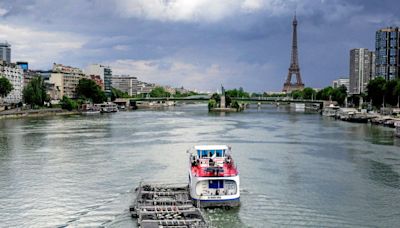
[130,183,210,228]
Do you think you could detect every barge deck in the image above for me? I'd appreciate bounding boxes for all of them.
[130,183,210,228]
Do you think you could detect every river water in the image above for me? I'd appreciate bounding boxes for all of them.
[0,104,399,227]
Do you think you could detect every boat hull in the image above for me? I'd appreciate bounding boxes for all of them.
[189,175,240,208]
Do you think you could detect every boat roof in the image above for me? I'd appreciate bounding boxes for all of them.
[194,145,229,150]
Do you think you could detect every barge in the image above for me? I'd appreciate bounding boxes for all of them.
[130,183,209,228]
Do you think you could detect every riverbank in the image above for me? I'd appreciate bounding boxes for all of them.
[0,108,80,119]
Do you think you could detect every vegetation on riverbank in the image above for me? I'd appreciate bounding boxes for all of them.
[208,90,242,111]
[22,76,49,108]
[0,76,13,101]
[366,77,400,108]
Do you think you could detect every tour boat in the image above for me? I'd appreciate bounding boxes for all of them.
[395,121,400,138]
[188,145,240,208]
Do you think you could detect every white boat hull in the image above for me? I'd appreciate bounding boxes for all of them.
[189,174,240,207]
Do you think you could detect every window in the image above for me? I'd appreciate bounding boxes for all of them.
[209,150,215,157]
[209,180,224,189]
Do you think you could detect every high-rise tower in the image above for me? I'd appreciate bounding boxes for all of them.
[283,14,304,92]
[0,42,11,63]
[375,27,400,80]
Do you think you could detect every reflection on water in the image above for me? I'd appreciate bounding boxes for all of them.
[0,104,399,227]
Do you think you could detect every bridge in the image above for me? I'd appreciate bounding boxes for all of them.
[130,96,325,106]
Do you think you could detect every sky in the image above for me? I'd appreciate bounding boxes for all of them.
[0,0,399,92]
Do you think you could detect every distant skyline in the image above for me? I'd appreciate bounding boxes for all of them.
[0,0,399,92]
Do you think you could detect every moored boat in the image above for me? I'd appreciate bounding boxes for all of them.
[188,145,240,208]
[94,102,118,113]
[322,104,340,117]
[395,121,400,138]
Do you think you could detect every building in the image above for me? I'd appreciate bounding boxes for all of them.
[349,48,374,95]
[49,63,87,99]
[163,86,176,95]
[85,64,112,97]
[16,62,28,72]
[0,42,11,63]
[332,78,350,90]
[0,60,23,103]
[375,27,400,80]
[89,75,104,90]
[136,81,156,95]
[111,75,138,96]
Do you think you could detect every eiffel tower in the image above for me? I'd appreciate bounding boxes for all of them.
[282,14,304,92]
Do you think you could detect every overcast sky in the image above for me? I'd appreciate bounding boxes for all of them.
[0,0,399,92]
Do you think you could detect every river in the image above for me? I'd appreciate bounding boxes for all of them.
[0,104,399,227]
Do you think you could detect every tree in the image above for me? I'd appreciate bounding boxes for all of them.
[225,88,250,98]
[315,86,347,105]
[111,87,129,101]
[291,90,303,99]
[76,78,106,103]
[302,87,316,100]
[149,87,171,97]
[395,80,400,107]
[0,76,13,101]
[22,76,49,108]
[210,93,220,105]
[60,96,77,111]
[366,77,386,108]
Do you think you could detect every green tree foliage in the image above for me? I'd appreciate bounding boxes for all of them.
[316,85,347,105]
[208,99,217,110]
[60,96,78,111]
[366,77,386,107]
[149,87,171,97]
[302,87,317,100]
[225,87,250,98]
[174,90,199,98]
[210,93,220,105]
[22,76,49,107]
[0,76,13,99]
[76,78,106,103]
[291,90,303,99]
[366,77,400,108]
[111,87,129,101]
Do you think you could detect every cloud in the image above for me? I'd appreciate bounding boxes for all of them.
[0,7,7,16]
[0,24,87,68]
[115,0,267,22]
[106,58,277,92]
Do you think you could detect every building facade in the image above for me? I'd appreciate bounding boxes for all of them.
[375,27,400,80]
[85,64,112,97]
[332,78,350,90]
[111,75,138,96]
[0,42,11,63]
[137,81,156,95]
[0,61,23,103]
[349,48,374,95]
[49,63,87,99]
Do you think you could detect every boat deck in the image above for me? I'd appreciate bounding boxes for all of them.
[130,183,210,228]
[191,162,238,177]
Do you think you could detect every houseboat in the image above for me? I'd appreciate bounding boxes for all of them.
[322,104,340,117]
[80,104,100,115]
[395,121,400,138]
[94,102,118,113]
[188,145,240,208]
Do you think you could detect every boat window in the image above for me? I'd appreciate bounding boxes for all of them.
[216,150,223,157]
[208,180,224,189]
[209,150,215,157]
[201,150,208,158]
[197,150,201,157]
